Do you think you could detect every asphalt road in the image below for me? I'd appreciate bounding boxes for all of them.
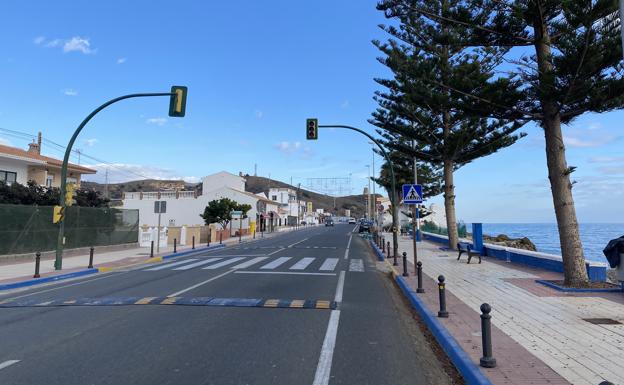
[0,224,452,385]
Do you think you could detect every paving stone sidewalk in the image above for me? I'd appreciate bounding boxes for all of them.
[381,232,624,385]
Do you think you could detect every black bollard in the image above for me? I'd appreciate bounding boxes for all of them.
[174,238,177,253]
[382,237,385,253]
[88,247,94,269]
[33,252,41,278]
[150,240,154,258]
[479,303,497,368]
[192,235,195,250]
[416,262,425,293]
[402,252,409,277]
[599,382,615,385]
[437,275,449,318]
[220,232,223,245]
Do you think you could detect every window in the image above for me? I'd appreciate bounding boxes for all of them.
[46,175,54,187]
[272,195,277,201]
[0,170,17,185]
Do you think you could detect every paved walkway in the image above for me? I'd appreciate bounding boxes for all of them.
[0,227,303,284]
[381,232,624,385]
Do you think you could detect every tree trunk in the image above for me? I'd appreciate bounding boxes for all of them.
[533,9,587,286]
[443,159,459,249]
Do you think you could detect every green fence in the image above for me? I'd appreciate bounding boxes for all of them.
[0,204,139,255]
[420,221,467,238]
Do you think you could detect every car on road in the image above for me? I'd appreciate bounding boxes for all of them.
[325,218,334,226]
[358,222,371,233]
[348,218,356,224]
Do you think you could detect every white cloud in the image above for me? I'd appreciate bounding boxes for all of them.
[63,37,95,54]
[274,141,302,154]
[563,134,616,148]
[255,110,264,119]
[62,88,78,96]
[84,138,98,147]
[588,156,624,164]
[146,117,167,126]
[341,100,350,109]
[0,137,12,146]
[117,57,127,64]
[45,39,62,48]
[81,162,199,184]
[587,122,602,131]
[33,36,45,45]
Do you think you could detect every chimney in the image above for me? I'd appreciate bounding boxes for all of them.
[27,141,41,154]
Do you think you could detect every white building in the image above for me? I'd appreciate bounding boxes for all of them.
[268,187,301,224]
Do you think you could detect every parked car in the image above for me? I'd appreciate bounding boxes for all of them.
[358,222,371,233]
[348,218,356,224]
[325,218,334,226]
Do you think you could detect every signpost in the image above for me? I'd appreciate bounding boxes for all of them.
[154,201,166,253]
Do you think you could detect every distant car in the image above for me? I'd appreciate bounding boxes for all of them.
[301,221,306,225]
[348,218,356,224]
[325,219,334,226]
[358,222,371,233]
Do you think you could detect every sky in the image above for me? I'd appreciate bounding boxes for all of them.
[0,1,623,223]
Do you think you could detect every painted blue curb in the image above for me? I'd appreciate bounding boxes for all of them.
[0,268,99,291]
[369,240,385,261]
[394,275,493,385]
[536,279,624,293]
[162,244,226,260]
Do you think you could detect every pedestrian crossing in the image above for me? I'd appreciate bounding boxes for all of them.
[142,256,367,273]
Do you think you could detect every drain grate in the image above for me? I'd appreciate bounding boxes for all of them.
[583,318,622,325]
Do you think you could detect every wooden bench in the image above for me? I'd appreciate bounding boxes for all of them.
[457,243,482,264]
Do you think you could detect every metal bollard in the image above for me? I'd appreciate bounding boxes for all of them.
[192,236,195,250]
[416,262,425,293]
[390,242,397,266]
[33,252,41,278]
[382,237,385,253]
[402,252,409,277]
[479,303,497,368]
[174,238,177,253]
[220,232,223,244]
[599,382,615,385]
[437,275,449,317]
[150,241,154,258]
[88,247,94,269]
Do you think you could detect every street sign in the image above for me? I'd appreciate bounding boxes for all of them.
[402,184,423,204]
[154,200,167,213]
[231,210,243,217]
[169,86,188,117]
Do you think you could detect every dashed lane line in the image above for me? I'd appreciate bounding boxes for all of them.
[0,360,20,371]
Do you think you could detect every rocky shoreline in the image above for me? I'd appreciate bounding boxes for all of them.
[474,233,538,252]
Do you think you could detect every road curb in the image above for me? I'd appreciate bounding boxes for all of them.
[535,279,624,293]
[386,260,492,385]
[369,239,385,261]
[0,268,99,291]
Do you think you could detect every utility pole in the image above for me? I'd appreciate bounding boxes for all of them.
[371,143,376,225]
[366,165,371,219]
[104,168,109,199]
[412,140,419,267]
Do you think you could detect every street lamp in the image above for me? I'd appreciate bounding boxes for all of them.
[54,87,188,270]
[365,164,371,219]
[368,141,377,225]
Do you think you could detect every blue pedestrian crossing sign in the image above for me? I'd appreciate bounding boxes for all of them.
[402,184,423,204]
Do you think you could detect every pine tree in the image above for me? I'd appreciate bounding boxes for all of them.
[389,0,624,286]
[372,0,526,249]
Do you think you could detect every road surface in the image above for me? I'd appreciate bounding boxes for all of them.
[0,224,452,385]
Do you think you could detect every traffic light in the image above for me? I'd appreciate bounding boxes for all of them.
[169,86,188,117]
[53,205,65,224]
[65,183,75,207]
[306,118,318,140]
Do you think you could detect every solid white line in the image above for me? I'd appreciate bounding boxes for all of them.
[145,259,198,271]
[344,234,352,259]
[267,248,285,256]
[319,258,339,271]
[202,257,245,269]
[346,235,352,249]
[230,257,269,269]
[290,257,315,270]
[234,271,336,276]
[334,271,345,302]
[173,258,222,270]
[312,310,341,385]
[167,270,233,297]
[260,257,292,269]
[0,360,20,371]
[287,238,309,248]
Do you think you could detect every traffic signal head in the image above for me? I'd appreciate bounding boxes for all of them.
[53,205,65,224]
[169,86,188,117]
[306,118,318,140]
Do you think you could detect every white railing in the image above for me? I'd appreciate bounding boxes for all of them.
[123,191,196,200]
[139,227,168,247]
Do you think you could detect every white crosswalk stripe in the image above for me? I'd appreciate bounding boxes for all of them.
[348,259,364,272]
[231,257,269,269]
[202,257,246,269]
[319,258,339,271]
[260,257,292,269]
[290,257,315,270]
[173,258,223,270]
[146,259,198,271]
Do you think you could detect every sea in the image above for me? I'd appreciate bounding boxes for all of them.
[474,223,624,263]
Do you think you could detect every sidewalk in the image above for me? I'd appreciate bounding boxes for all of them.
[0,227,303,286]
[382,232,624,385]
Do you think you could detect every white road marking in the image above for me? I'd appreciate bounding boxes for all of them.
[313,311,341,385]
[267,248,285,256]
[260,257,292,269]
[202,257,246,269]
[290,257,315,270]
[173,258,222,270]
[319,258,339,271]
[167,270,234,297]
[344,235,352,259]
[349,259,364,272]
[234,271,336,276]
[334,271,345,302]
[287,238,309,248]
[145,259,198,271]
[346,235,352,249]
[230,257,269,269]
[0,360,20,371]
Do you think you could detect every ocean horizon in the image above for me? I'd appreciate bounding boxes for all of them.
[470,223,624,263]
